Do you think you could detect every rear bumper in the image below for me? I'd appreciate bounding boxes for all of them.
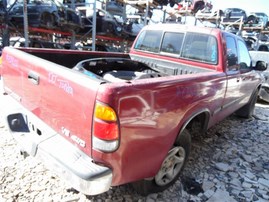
[1,89,112,195]
[36,133,112,196]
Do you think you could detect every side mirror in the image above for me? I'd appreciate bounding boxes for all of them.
[254,61,268,71]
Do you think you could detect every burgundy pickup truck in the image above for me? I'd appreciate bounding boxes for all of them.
[0,24,267,196]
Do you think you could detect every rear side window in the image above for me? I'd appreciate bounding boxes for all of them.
[181,33,217,64]
[134,29,218,64]
[134,30,162,53]
[161,32,184,55]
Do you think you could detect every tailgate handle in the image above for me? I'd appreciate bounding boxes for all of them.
[28,72,39,85]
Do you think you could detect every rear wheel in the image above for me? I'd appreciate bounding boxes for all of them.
[42,13,55,29]
[132,129,191,196]
[155,146,186,186]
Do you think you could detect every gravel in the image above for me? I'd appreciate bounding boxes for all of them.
[1,86,269,201]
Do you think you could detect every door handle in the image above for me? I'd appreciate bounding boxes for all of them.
[28,71,39,85]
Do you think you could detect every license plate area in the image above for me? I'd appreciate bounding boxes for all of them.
[6,112,57,156]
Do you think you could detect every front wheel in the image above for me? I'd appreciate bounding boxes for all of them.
[132,129,191,196]
[235,89,258,118]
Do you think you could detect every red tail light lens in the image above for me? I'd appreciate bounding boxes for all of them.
[93,120,118,140]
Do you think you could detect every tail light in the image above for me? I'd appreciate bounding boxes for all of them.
[92,102,119,152]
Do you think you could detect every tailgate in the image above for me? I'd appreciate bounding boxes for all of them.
[1,47,102,156]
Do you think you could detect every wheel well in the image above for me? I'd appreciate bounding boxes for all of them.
[257,85,262,92]
[42,12,57,21]
[184,112,210,138]
[258,45,269,52]
[42,12,52,18]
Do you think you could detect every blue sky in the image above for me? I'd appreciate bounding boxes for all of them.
[211,0,269,16]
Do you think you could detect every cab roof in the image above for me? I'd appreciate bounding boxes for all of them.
[141,24,223,36]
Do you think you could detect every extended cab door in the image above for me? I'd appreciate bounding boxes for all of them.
[223,33,259,111]
[222,34,242,110]
[237,38,260,104]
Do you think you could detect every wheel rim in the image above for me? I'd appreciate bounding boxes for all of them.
[155,146,186,186]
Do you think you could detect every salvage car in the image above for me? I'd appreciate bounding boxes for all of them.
[247,12,269,27]
[78,7,123,36]
[222,8,247,23]
[9,36,64,49]
[8,0,83,32]
[0,1,5,23]
[250,51,269,103]
[259,71,269,103]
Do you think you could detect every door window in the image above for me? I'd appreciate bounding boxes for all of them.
[225,36,238,71]
[238,40,251,71]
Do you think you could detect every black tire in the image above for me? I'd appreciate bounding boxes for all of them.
[247,15,258,24]
[258,45,269,52]
[235,89,258,118]
[42,13,55,29]
[106,23,115,34]
[132,129,191,196]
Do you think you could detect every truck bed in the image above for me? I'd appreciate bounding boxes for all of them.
[18,48,215,82]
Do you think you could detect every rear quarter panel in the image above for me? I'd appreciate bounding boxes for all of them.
[93,71,227,185]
